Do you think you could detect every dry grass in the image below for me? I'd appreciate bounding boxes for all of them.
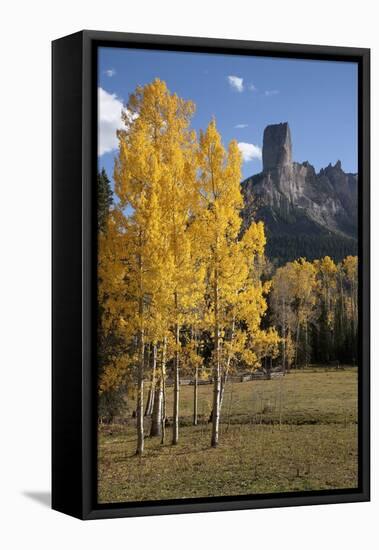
[98,368,358,503]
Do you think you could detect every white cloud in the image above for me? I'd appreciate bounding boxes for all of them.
[98,88,138,156]
[98,87,123,156]
[234,124,248,129]
[248,84,257,91]
[238,142,262,162]
[265,89,279,96]
[227,75,244,92]
[105,69,116,77]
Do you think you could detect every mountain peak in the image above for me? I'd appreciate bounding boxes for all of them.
[262,122,292,171]
[242,122,358,264]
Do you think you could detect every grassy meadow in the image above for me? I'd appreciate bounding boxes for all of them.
[98,367,358,503]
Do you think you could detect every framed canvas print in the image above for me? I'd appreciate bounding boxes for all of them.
[52,30,370,520]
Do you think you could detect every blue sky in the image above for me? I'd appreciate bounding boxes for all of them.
[98,47,358,182]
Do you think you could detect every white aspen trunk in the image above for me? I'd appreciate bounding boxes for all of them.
[219,370,228,412]
[136,327,144,456]
[295,320,300,369]
[145,344,157,416]
[172,320,180,445]
[160,338,167,445]
[219,317,235,412]
[352,280,358,333]
[193,365,198,426]
[150,381,162,437]
[172,291,180,445]
[144,392,152,418]
[211,279,221,448]
[282,298,286,372]
[144,345,152,416]
[144,350,152,417]
[210,318,234,422]
[136,245,144,456]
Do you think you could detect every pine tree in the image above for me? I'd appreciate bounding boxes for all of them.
[97,168,113,232]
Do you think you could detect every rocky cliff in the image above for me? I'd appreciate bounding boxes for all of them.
[241,123,358,264]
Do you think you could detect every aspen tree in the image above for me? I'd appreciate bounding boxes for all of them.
[147,79,199,445]
[342,255,358,332]
[294,259,317,367]
[217,221,271,406]
[114,83,169,455]
[115,79,202,449]
[97,206,135,405]
[196,120,268,447]
[271,263,298,370]
[313,256,338,362]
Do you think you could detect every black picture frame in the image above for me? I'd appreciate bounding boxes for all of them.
[52,30,370,520]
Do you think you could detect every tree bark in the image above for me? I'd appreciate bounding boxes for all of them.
[145,344,157,416]
[219,370,228,412]
[136,327,144,456]
[193,365,198,426]
[220,316,235,412]
[295,321,300,369]
[211,279,221,448]
[136,244,144,456]
[160,338,167,445]
[172,291,180,445]
[150,381,162,437]
[209,317,234,423]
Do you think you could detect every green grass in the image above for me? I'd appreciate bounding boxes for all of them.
[98,368,358,503]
